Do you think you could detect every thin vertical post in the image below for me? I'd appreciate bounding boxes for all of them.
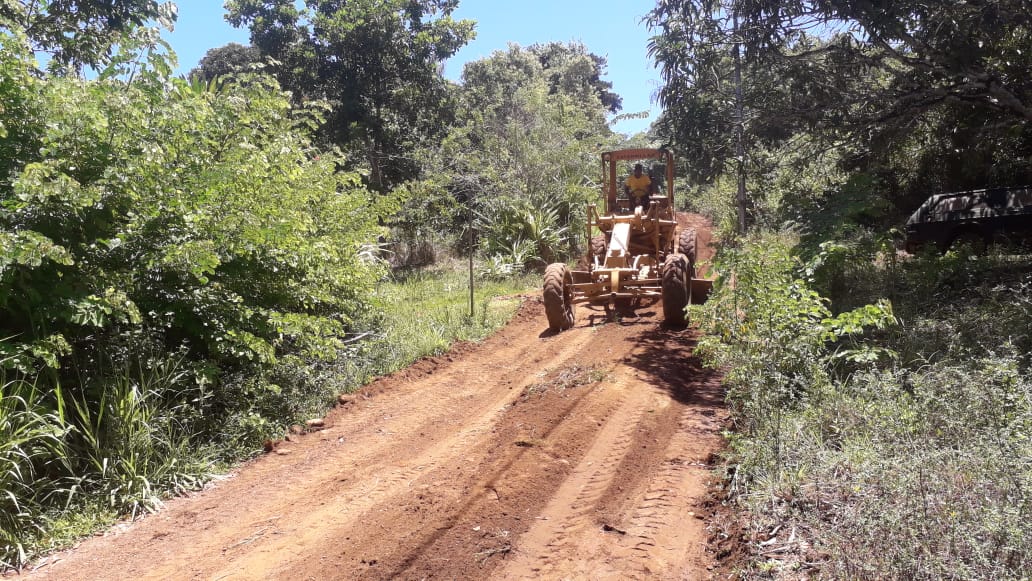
[733,9,748,234]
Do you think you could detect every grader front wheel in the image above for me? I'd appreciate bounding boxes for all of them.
[543,263,576,331]
[678,228,698,266]
[661,254,690,326]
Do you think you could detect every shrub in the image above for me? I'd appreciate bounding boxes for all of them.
[0,32,390,567]
[0,29,388,394]
[477,195,571,271]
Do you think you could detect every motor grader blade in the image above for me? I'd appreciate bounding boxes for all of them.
[690,277,713,305]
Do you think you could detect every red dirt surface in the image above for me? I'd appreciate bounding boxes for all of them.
[18,214,727,581]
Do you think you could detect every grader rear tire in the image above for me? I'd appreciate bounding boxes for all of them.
[543,263,576,331]
[662,254,690,326]
[678,228,698,266]
[590,234,606,265]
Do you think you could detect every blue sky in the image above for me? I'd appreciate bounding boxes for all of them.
[165,0,662,136]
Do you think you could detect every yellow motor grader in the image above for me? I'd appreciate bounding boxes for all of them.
[543,148,712,331]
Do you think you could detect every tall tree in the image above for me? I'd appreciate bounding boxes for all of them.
[732,0,1032,124]
[396,43,618,269]
[650,0,1032,157]
[647,1,776,231]
[649,3,745,182]
[189,42,263,82]
[648,0,1032,224]
[529,42,622,114]
[225,0,475,190]
[0,0,175,71]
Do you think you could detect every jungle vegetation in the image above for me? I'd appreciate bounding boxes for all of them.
[1,0,1030,577]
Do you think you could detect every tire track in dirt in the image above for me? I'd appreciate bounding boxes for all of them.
[496,323,725,581]
[291,313,666,580]
[500,362,657,578]
[100,307,606,581]
[618,405,722,576]
[20,213,726,581]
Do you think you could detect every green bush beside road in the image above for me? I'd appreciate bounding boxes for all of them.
[698,234,1031,579]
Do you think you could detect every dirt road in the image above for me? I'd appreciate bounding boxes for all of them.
[23,215,726,581]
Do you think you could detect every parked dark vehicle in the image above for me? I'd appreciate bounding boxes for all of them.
[904,186,1032,252]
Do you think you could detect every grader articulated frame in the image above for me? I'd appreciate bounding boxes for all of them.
[543,148,712,331]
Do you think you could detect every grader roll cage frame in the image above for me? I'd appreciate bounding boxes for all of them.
[543,148,712,331]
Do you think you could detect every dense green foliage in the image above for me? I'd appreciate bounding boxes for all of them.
[525,42,623,114]
[0,0,174,71]
[0,24,397,565]
[0,33,392,372]
[648,0,1032,230]
[394,42,622,271]
[188,42,262,81]
[224,0,476,190]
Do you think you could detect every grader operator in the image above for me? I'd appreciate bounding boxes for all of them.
[624,163,656,209]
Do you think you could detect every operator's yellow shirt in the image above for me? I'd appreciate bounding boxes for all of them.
[625,174,651,193]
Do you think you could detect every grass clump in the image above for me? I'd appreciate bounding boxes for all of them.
[698,233,1032,580]
[523,364,607,398]
[0,378,70,567]
[361,264,535,378]
[0,357,218,569]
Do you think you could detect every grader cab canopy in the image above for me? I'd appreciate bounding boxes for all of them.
[601,148,675,214]
[542,149,713,331]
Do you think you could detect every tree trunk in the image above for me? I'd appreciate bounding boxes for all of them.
[733,10,748,235]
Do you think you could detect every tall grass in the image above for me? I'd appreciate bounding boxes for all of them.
[0,375,71,568]
[366,264,534,377]
[0,352,218,569]
[699,234,1032,580]
[62,354,217,519]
